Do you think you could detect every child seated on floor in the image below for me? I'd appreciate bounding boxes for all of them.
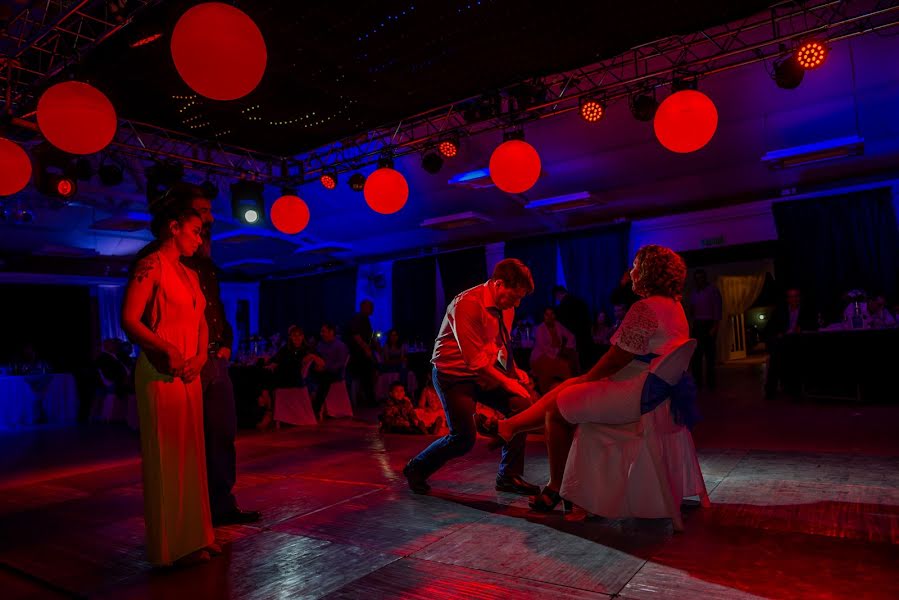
[415,378,448,436]
[380,382,429,434]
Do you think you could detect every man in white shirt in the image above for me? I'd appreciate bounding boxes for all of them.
[530,307,576,392]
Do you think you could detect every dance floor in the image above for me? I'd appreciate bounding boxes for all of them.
[2,364,898,600]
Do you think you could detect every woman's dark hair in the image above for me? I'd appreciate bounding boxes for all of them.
[149,182,206,239]
[632,245,687,299]
[150,203,201,239]
[386,329,402,347]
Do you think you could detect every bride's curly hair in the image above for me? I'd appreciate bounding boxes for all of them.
[632,245,687,299]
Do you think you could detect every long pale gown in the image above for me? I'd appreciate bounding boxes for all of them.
[134,252,214,566]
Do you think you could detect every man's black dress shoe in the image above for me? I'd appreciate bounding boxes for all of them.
[403,462,431,494]
[495,474,540,496]
[213,508,261,527]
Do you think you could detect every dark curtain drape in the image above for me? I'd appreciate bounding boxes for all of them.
[772,188,899,321]
[556,223,631,317]
[392,256,437,346]
[505,235,559,323]
[437,247,487,305]
[260,268,358,338]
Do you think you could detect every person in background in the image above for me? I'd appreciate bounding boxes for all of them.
[610,304,628,331]
[347,300,378,407]
[553,285,593,372]
[530,306,577,394]
[380,382,428,434]
[415,377,448,436]
[688,269,722,391]
[610,269,640,309]
[309,323,349,419]
[379,329,408,373]
[257,325,315,429]
[765,287,816,398]
[592,310,614,346]
[867,295,895,328]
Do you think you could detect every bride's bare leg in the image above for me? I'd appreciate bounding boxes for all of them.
[497,392,558,442]
[546,403,574,491]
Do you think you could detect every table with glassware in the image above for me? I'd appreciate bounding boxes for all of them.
[0,372,79,429]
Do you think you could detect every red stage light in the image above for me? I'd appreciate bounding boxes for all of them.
[363,168,408,214]
[320,172,337,190]
[796,40,827,69]
[37,81,117,155]
[270,194,310,234]
[653,90,718,154]
[489,139,541,194]
[55,177,76,199]
[130,33,163,48]
[579,98,604,123]
[438,139,458,158]
[170,3,267,101]
[0,138,32,196]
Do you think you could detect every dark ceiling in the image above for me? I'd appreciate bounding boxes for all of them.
[79,0,774,155]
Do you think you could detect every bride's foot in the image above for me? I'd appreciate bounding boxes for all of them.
[173,549,210,568]
[205,542,222,556]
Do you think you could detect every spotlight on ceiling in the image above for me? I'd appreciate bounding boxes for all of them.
[200,179,219,200]
[796,40,827,69]
[461,94,501,123]
[98,163,124,186]
[421,151,444,175]
[629,92,658,122]
[578,97,605,123]
[19,209,34,223]
[437,137,459,158]
[320,170,337,190]
[55,176,77,199]
[348,172,366,192]
[671,76,698,92]
[230,180,265,225]
[773,55,805,89]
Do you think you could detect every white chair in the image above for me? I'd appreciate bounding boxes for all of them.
[274,361,317,427]
[323,356,354,419]
[560,339,710,531]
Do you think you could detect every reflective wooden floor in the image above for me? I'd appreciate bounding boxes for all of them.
[2,364,898,599]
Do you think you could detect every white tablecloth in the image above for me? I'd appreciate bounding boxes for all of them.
[0,374,78,429]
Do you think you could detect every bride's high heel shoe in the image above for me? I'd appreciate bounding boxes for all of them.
[472,413,505,450]
[528,486,573,514]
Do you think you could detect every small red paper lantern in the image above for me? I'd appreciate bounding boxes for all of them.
[0,138,32,196]
[37,81,117,155]
[653,90,718,154]
[270,195,310,234]
[489,139,541,194]
[171,3,267,101]
[364,168,408,215]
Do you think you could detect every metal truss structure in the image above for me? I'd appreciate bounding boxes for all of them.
[4,0,899,185]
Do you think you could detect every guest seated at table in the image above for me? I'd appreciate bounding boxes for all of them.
[765,287,816,398]
[16,342,49,374]
[530,307,577,394]
[842,293,896,329]
[610,304,627,333]
[415,378,448,436]
[592,311,614,346]
[380,382,430,434]
[257,325,315,429]
[379,329,408,372]
[309,323,349,419]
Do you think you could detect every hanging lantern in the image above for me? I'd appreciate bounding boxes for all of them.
[363,168,408,214]
[171,3,267,101]
[489,139,541,194]
[653,90,718,153]
[37,82,117,155]
[0,138,32,196]
[270,194,310,234]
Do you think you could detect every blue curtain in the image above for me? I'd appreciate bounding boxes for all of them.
[437,247,487,305]
[392,256,437,346]
[772,188,899,320]
[556,223,631,318]
[97,284,126,342]
[260,268,358,338]
[505,235,559,324]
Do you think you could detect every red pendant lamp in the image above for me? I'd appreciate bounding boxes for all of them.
[270,194,310,234]
[171,3,267,101]
[363,168,409,215]
[0,138,32,196]
[37,81,117,155]
[653,90,718,154]
[489,139,541,194]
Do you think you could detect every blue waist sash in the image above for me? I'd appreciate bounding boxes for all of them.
[639,370,701,430]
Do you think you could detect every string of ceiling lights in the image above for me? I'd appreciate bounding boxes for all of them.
[2,1,899,235]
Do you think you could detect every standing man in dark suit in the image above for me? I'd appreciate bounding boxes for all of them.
[347,299,377,407]
[765,287,816,398]
[552,285,593,372]
[138,183,260,526]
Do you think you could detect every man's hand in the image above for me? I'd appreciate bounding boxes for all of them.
[504,379,531,399]
[216,346,231,361]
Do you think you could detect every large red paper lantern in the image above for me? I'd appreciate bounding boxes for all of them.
[489,139,541,194]
[37,82,117,155]
[0,138,32,196]
[364,168,408,214]
[653,90,718,153]
[270,195,310,234]
[171,3,267,101]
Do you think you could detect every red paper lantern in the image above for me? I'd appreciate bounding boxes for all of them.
[653,90,718,154]
[489,139,541,194]
[270,195,310,234]
[0,138,32,196]
[363,168,408,215]
[37,82,117,155]
[171,3,267,101]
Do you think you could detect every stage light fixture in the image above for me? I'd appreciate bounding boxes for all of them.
[55,176,77,199]
[348,172,366,192]
[421,151,444,175]
[773,55,805,89]
[629,93,658,122]
[98,164,124,186]
[796,40,827,69]
[19,208,34,223]
[438,137,459,158]
[578,97,605,123]
[320,170,337,190]
[230,180,265,225]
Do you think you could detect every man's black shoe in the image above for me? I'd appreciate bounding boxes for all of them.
[213,508,261,527]
[495,474,540,496]
[403,462,431,494]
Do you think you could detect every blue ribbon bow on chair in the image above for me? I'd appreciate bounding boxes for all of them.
[640,372,701,430]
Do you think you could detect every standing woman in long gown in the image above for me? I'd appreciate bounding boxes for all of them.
[122,200,218,567]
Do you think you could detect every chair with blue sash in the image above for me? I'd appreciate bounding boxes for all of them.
[560,339,710,531]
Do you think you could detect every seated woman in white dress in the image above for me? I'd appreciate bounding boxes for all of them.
[488,245,689,512]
